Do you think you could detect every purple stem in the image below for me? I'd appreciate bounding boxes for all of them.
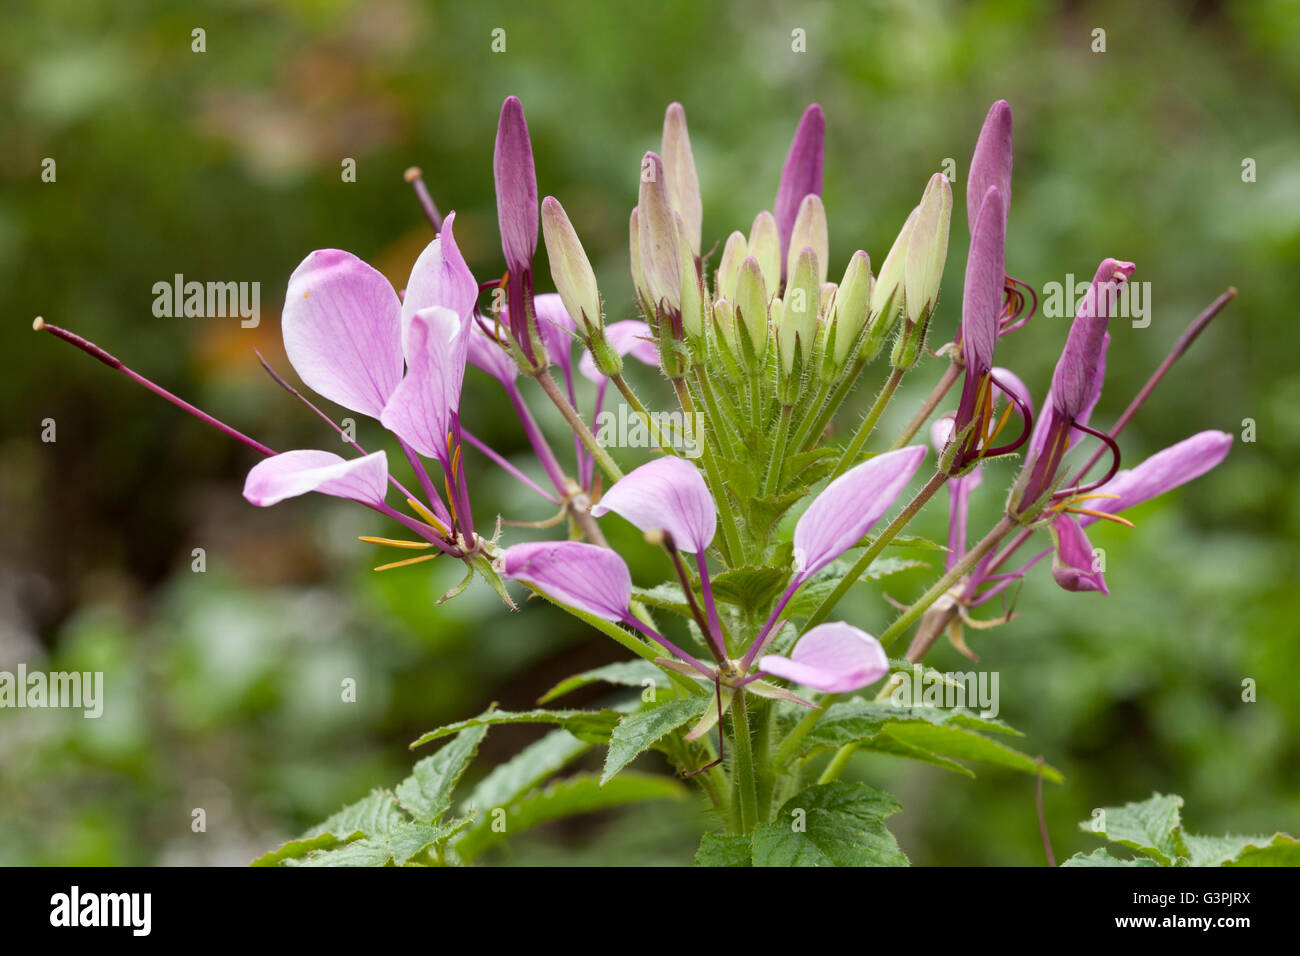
[695,552,726,659]
[505,381,569,496]
[461,429,559,503]
[741,576,805,670]
[620,613,714,678]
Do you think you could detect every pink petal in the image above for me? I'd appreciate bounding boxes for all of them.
[534,293,577,377]
[991,366,1033,419]
[1050,259,1134,420]
[243,449,388,508]
[379,306,469,465]
[578,320,659,382]
[591,456,716,553]
[760,622,888,693]
[401,211,479,360]
[966,100,1013,234]
[494,96,539,273]
[960,186,1006,377]
[466,322,518,385]
[1083,430,1233,525]
[1049,513,1108,594]
[773,104,825,275]
[282,249,404,418]
[499,541,631,621]
[793,445,927,577]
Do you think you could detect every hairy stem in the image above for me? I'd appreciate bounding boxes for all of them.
[534,369,623,482]
[891,361,961,450]
[829,367,905,481]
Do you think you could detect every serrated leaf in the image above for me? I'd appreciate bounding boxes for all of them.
[855,734,975,777]
[882,722,1058,781]
[632,582,692,617]
[463,730,591,813]
[1060,848,1159,867]
[1224,833,1300,867]
[308,788,403,842]
[786,558,930,616]
[751,782,908,867]
[250,831,352,867]
[710,565,791,610]
[539,660,665,704]
[696,832,753,867]
[1079,792,1186,865]
[859,533,950,552]
[296,817,471,867]
[411,707,621,749]
[396,724,488,823]
[603,696,711,783]
[455,772,687,862]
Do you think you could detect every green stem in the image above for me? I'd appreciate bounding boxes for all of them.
[673,377,743,565]
[764,404,793,496]
[788,379,832,451]
[774,693,839,768]
[752,697,775,820]
[829,367,905,481]
[797,357,866,453]
[802,469,950,631]
[611,373,677,457]
[534,369,623,482]
[694,363,740,462]
[890,361,961,450]
[817,739,857,784]
[876,515,1017,651]
[730,689,760,833]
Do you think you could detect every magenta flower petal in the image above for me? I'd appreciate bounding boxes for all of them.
[465,323,518,385]
[960,186,1007,378]
[379,306,469,465]
[591,456,717,553]
[759,622,889,693]
[578,320,658,382]
[401,211,479,358]
[932,418,983,569]
[282,249,403,419]
[991,366,1033,419]
[793,445,927,577]
[493,96,539,273]
[1082,430,1233,525]
[243,449,388,508]
[1049,513,1108,594]
[499,540,632,621]
[1051,258,1135,420]
[533,293,577,378]
[967,100,1013,234]
[773,104,825,274]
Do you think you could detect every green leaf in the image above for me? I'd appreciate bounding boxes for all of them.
[396,724,488,823]
[310,788,404,842]
[250,831,351,867]
[297,817,471,867]
[1079,792,1187,865]
[797,700,1058,782]
[855,734,975,777]
[538,660,665,704]
[1224,833,1300,867]
[455,772,687,862]
[632,582,693,617]
[710,565,791,610]
[859,533,950,552]
[603,697,711,783]
[410,707,621,749]
[786,558,930,617]
[463,729,591,813]
[1060,848,1159,867]
[695,833,753,867]
[751,782,908,867]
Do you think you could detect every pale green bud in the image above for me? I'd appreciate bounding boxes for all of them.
[734,256,770,365]
[903,173,952,326]
[748,210,781,294]
[662,103,703,257]
[715,231,747,302]
[786,194,829,287]
[831,250,873,368]
[541,196,602,336]
[676,211,704,339]
[637,152,682,315]
[779,246,819,377]
[863,207,917,360]
[629,207,652,315]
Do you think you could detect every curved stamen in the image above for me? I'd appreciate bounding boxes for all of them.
[999,275,1038,336]
[1052,421,1121,499]
[982,370,1035,457]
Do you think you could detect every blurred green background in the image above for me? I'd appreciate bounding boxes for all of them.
[2,0,1298,865]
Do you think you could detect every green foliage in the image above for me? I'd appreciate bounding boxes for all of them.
[749,783,909,867]
[1063,793,1298,867]
[603,697,710,783]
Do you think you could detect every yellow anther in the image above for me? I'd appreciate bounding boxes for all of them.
[406,497,449,534]
[359,535,434,550]
[373,553,439,573]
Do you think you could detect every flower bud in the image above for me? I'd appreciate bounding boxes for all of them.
[774,104,825,278]
[637,152,682,316]
[541,197,602,336]
[779,246,820,378]
[734,256,770,365]
[676,211,705,340]
[662,103,703,257]
[903,173,952,329]
[493,96,539,275]
[831,250,873,368]
[629,207,653,316]
[863,208,916,360]
[786,194,829,287]
[748,210,781,295]
[716,231,747,302]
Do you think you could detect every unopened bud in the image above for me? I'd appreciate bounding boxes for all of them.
[864,208,917,360]
[541,197,602,337]
[779,246,819,377]
[903,173,952,327]
[734,256,770,366]
[677,212,704,340]
[662,103,702,257]
[716,231,747,302]
[637,152,682,316]
[831,251,873,368]
[786,194,829,287]
[748,211,781,295]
